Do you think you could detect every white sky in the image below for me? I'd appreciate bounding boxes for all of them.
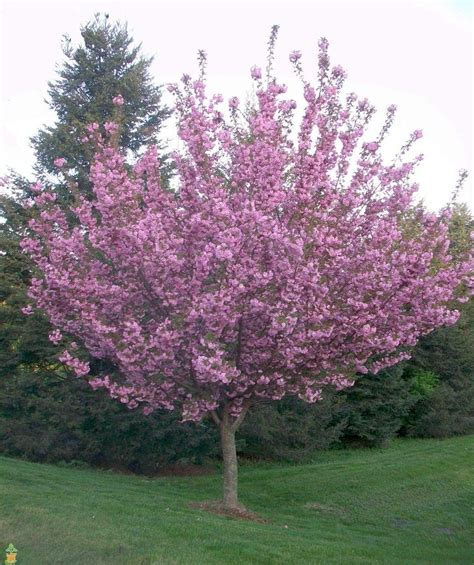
[0,0,472,210]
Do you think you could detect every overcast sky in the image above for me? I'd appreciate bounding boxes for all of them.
[0,0,472,210]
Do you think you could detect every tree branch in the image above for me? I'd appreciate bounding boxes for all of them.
[231,397,252,432]
[210,410,221,426]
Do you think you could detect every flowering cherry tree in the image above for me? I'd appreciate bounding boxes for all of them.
[22,30,472,510]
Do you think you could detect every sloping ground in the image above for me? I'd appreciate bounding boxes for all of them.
[0,436,472,564]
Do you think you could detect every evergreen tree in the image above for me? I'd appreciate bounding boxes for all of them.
[0,176,59,382]
[31,13,170,198]
[239,390,347,461]
[340,366,416,447]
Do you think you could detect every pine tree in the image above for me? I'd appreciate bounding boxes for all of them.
[31,13,170,198]
[0,175,59,382]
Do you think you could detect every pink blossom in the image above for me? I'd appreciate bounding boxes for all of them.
[364,142,379,152]
[30,182,43,193]
[250,65,262,80]
[54,157,66,168]
[86,123,99,134]
[279,100,297,113]
[289,50,302,63]
[48,329,62,345]
[361,324,375,335]
[104,121,119,135]
[22,37,471,430]
[112,94,124,106]
[331,65,346,78]
[58,350,90,377]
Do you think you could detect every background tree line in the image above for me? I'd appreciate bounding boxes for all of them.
[1,14,472,474]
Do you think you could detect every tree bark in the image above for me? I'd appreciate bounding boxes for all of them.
[220,416,240,510]
[218,400,251,510]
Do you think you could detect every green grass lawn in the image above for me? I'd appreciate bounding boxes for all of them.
[1,436,473,564]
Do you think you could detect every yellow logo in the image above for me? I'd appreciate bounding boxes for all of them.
[4,545,17,564]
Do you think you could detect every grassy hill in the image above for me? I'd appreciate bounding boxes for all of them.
[1,436,473,564]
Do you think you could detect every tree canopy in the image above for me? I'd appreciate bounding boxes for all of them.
[22,32,473,509]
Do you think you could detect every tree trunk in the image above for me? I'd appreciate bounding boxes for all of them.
[213,400,251,510]
[220,417,240,510]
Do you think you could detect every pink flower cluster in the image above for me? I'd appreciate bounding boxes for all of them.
[289,50,302,63]
[112,94,124,106]
[22,39,472,424]
[48,329,62,345]
[54,157,66,168]
[250,66,262,80]
[58,351,90,377]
